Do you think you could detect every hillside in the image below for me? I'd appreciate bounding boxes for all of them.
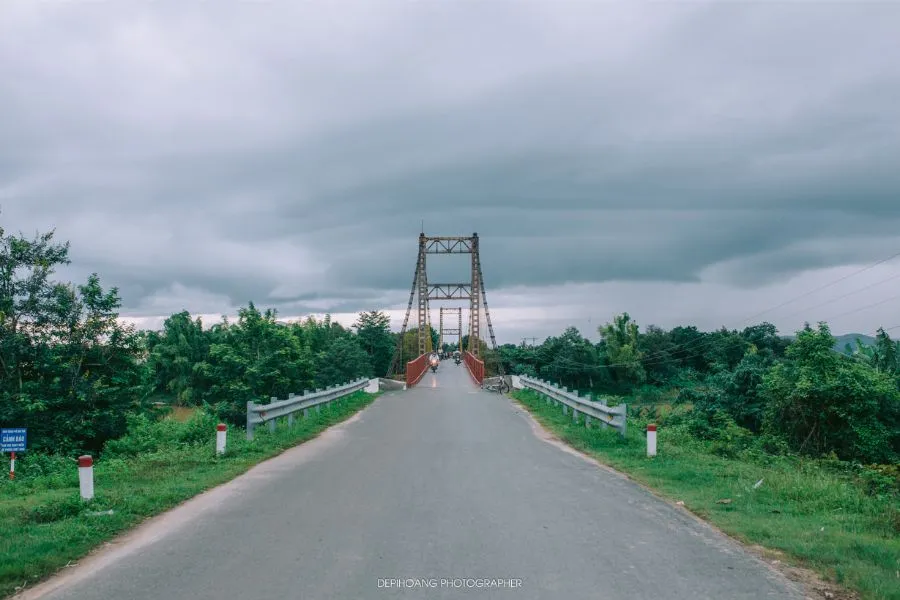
[834,333,876,353]
[782,332,876,354]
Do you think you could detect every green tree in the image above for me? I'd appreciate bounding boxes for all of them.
[638,325,678,384]
[198,304,314,423]
[353,310,393,376]
[315,336,372,387]
[1,223,145,453]
[147,311,210,405]
[598,312,645,386]
[538,327,603,391]
[760,323,899,463]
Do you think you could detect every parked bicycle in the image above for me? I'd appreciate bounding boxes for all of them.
[482,377,510,394]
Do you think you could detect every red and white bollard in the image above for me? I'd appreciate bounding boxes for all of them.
[9,452,15,480]
[78,455,94,500]
[216,423,227,455]
[647,424,657,457]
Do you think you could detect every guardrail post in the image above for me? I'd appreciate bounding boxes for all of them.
[268,397,277,433]
[246,400,256,440]
[597,393,608,430]
[315,389,322,413]
[647,423,656,456]
[78,455,94,501]
[620,403,627,436]
[585,393,593,428]
[287,393,295,426]
[216,423,227,455]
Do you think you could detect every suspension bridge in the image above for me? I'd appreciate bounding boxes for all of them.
[387,232,502,387]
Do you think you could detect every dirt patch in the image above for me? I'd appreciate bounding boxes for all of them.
[165,406,198,422]
[508,397,857,600]
[746,546,859,600]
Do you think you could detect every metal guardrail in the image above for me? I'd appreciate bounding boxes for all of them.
[246,377,369,440]
[517,375,627,436]
[464,351,484,384]
[406,353,429,387]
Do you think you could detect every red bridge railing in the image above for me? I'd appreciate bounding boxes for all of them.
[406,354,429,387]
[464,351,484,385]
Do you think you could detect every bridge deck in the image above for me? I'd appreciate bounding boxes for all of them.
[32,361,801,599]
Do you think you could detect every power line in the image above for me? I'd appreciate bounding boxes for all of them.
[628,251,900,366]
[817,292,900,322]
[510,249,900,374]
[777,271,900,320]
[737,249,900,325]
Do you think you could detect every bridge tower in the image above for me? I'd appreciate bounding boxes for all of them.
[439,307,463,353]
[387,232,500,377]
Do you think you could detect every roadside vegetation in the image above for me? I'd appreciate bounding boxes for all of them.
[503,316,899,600]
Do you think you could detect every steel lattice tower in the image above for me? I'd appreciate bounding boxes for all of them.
[387,232,501,377]
[439,307,463,353]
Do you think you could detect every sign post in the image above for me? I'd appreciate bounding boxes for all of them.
[1,428,27,480]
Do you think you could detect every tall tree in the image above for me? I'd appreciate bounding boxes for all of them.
[598,312,645,386]
[353,310,393,376]
[147,311,210,405]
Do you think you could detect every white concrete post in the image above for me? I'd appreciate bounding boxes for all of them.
[216,423,227,455]
[9,452,15,480]
[647,424,657,457]
[78,455,94,500]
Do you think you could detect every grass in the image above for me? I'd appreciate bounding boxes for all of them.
[511,389,900,600]
[0,391,379,599]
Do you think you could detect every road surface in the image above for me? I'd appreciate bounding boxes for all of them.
[27,362,803,599]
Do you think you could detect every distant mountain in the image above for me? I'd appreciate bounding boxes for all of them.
[782,332,877,354]
[833,333,876,354]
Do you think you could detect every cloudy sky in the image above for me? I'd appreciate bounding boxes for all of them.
[2,1,900,345]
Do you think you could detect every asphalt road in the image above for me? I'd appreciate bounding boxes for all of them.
[29,362,803,600]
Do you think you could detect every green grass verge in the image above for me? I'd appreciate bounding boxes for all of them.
[511,389,900,600]
[0,391,379,599]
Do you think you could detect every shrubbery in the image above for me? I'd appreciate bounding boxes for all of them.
[500,319,900,465]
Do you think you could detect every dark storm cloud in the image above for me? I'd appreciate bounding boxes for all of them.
[2,1,900,330]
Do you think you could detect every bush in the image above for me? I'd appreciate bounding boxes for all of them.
[175,410,220,446]
[761,324,899,464]
[102,413,179,457]
[687,409,754,458]
[102,409,225,459]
